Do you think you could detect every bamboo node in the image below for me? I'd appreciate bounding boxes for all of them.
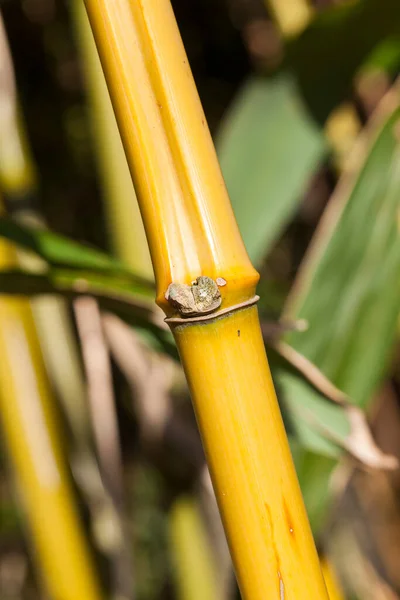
[165,295,260,325]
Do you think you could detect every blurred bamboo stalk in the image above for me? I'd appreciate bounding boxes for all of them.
[70,0,153,279]
[0,12,90,443]
[0,13,119,599]
[84,1,328,597]
[0,234,103,600]
[265,0,313,38]
[169,497,219,600]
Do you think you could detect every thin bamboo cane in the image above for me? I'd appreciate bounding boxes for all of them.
[0,20,135,598]
[0,235,103,600]
[84,1,329,597]
[70,0,152,279]
[169,497,218,600]
[0,13,90,443]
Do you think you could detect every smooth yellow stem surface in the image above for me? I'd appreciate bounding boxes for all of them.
[0,241,103,600]
[84,1,328,597]
[84,0,257,311]
[173,306,327,599]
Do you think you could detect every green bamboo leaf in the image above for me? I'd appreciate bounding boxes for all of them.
[271,353,347,459]
[285,90,400,407]
[216,74,326,265]
[277,87,400,530]
[0,267,151,315]
[290,442,336,534]
[361,35,400,77]
[269,342,395,470]
[0,217,153,287]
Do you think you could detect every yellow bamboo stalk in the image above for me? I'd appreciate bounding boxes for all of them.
[72,7,222,595]
[0,235,103,600]
[84,1,328,598]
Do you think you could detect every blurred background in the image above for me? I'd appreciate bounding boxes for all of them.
[1,0,400,599]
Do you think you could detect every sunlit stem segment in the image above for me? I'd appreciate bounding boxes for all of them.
[84,0,257,313]
[174,307,327,598]
[0,239,103,600]
[84,0,328,597]
[72,8,220,597]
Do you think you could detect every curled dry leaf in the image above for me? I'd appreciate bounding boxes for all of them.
[273,341,398,470]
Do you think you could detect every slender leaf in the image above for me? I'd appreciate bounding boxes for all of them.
[285,92,400,407]
[272,355,347,458]
[270,342,395,471]
[217,74,326,265]
[290,442,336,534]
[0,217,153,287]
[0,268,175,358]
[362,35,400,76]
[277,88,400,531]
[0,267,151,316]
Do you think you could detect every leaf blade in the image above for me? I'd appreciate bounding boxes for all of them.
[217,74,326,265]
[285,89,400,407]
[0,217,154,289]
